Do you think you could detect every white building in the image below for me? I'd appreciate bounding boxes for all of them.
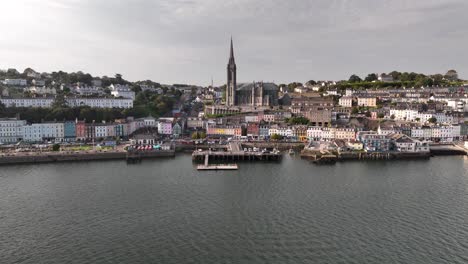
[95,125,108,139]
[32,79,46,86]
[390,134,429,153]
[22,124,43,142]
[307,126,323,140]
[110,84,135,100]
[142,116,157,127]
[390,109,418,121]
[26,86,56,95]
[0,98,54,108]
[158,121,173,135]
[4,79,27,86]
[447,99,467,112]
[357,96,377,107]
[22,123,64,142]
[67,98,133,108]
[0,97,133,109]
[73,85,103,96]
[339,97,353,107]
[378,73,394,82]
[0,118,26,144]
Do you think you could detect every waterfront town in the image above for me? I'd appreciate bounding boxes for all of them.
[0,41,467,165]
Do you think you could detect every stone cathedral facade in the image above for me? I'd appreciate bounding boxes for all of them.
[226,38,279,107]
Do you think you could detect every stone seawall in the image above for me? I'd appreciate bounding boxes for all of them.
[301,150,431,161]
[0,152,125,165]
[0,150,175,166]
[241,142,305,151]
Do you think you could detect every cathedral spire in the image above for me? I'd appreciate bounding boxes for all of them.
[229,37,235,64]
[226,36,237,106]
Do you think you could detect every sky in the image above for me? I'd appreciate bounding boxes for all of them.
[1,0,467,86]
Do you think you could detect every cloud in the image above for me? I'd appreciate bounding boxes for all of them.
[0,0,467,85]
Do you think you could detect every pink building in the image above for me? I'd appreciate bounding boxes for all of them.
[75,120,86,141]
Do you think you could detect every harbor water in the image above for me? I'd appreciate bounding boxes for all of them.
[1,155,467,263]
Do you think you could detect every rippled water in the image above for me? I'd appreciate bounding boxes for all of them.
[1,155,467,263]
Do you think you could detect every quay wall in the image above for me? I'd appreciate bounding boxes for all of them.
[0,150,175,166]
[0,152,125,166]
[301,150,431,161]
[241,142,305,151]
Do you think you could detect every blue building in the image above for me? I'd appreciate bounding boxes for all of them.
[63,121,76,142]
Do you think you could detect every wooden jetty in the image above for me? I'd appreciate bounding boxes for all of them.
[197,164,239,170]
[192,142,282,163]
[126,149,175,163]
[196,154,239,170]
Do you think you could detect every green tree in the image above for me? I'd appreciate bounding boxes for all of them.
[348,74,362,83]
[271,134,282,140]
[364,73,378,82]
[52,144,60,151]
[52,94,68,108]
[287,116,310,125]
[428,117,437,124]
[351,107,359,115]
[377,113,384,119]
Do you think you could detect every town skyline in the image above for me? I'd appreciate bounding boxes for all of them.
[1,0,468,86]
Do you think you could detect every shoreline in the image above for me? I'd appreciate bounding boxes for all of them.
[0,146,465,166]
[0,150,176,166]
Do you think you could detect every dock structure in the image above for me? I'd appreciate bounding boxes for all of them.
[192,142,282,163]
[126,149,175,163]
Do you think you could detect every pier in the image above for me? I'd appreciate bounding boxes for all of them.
[126,149,176,163]
[192,142,282,163]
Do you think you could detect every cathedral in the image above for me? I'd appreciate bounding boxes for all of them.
[226,38,279,107]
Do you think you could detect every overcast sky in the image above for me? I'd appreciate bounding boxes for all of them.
[1,0,467,85]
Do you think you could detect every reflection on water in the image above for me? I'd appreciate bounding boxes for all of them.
[1,155,467,263]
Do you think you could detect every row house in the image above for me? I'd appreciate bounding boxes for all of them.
[95,124,108,139]
[73,85,104,96]
[247,123,259,137]
[269,126,293,137]
[245,115,259,123]
[158,121,173,135]
[390,109,454,124]
[0,118,26,144]
[76,121,86,141]
[356,96,377,107]
[22,122,64,142]
[109,84,135,100]
[172,123,182,138]
[63,121,76,142]
[335,127,357,140]
[187,117,204,129]
[259,125,270,138]
[307,126,323,141]
[206,125,240,137]
[292,126,308,141]
[291,97,334,108]
[410,125,461,142]
[0,97,134,109]
[67,98,133,109]
[338,97,353,107]
[3,79,27,86]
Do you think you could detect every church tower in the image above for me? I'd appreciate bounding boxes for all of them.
[226,37,237,106]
